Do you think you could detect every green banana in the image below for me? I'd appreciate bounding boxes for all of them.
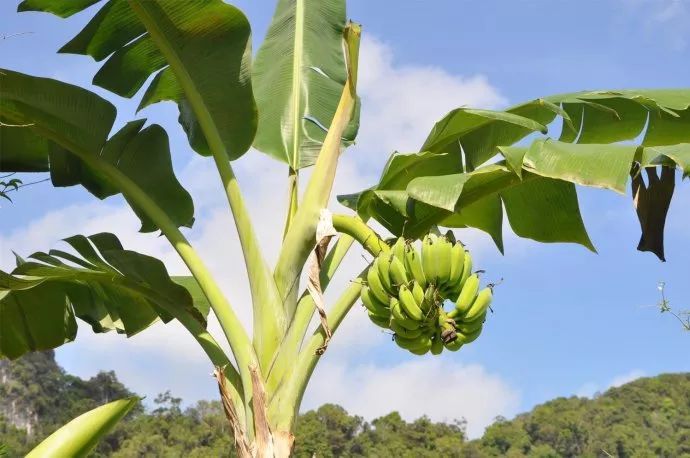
[361,286,389,316]
[456,326,482,344]
[390,297,419,330]
[448,242,466,288]
[455,312,486,334]
[390,320,423,338]
[412,282,426,309]
[444,230,457,244]
[391,237,406,263]
[367,259,389,304]
[376,254,394,294]
[444,339,464,352]
[435,236,453,286]
[395,334,432,351]
[367,312,390,328]
[404,246,427,289]
[409,346,430,355]
[459,252,473,289]
[430,332,443,355]
[422,234,439,284]
[464,287,492,322]
[389,255,408,288]
[398,284,424,321]
[455,274,480,317]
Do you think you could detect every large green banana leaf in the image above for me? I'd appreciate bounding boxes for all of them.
[26,397,139,458]
[18,0,257,159]
[0,233,208,360]
[252,0,359,169]
[340,90,690,260]
[0,69,194,232]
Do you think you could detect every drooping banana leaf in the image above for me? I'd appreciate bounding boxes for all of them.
[252,0,359,169]
[340,90,690,260]
[0,233,208,360]
[19,0,257,160]
[26,397,139,458]
[0,69,193,232]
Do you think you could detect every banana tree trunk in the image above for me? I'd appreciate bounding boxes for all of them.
[216,365,296,457]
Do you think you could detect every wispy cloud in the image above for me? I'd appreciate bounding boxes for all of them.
[304,357,520,439]
[576,369,646,398]
[619,0,690,50]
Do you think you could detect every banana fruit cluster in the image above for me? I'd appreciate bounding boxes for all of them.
[360,233,493,355]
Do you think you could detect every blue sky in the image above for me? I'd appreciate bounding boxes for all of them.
[1,0,689,438]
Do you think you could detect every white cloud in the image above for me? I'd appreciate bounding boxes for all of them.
[0,201,183,272]
[303,357,520,439]
[353,36,506,174]
[577,369,646,398]
[610,369,646,388]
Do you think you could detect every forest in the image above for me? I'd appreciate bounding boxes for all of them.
[1,352,687,457]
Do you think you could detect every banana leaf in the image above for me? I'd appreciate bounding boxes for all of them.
[341,90,690,260]
[252,0,359,169]
[0,233,208,360]
[19,0,257,159]
[26,397,139,458]
[0,69,194,232]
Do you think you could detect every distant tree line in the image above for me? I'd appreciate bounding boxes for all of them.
[1,352,688,457]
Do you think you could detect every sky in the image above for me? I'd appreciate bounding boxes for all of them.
[1,0,689,439]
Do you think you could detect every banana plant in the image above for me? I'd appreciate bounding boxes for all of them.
[1,0,689,456]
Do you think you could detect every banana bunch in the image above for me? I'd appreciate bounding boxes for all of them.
[360,233,494,355]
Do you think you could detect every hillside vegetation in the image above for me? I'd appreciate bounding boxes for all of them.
[0,352,687,457]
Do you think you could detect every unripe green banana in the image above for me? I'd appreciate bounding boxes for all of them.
[435,236,453,286]
[409,346,430,356]
[459,252,473,289]
[404,246,427,289]
[444,339,463,352]
[464,287,493,322]
[389,255,408,288]
[395,334,432,351]
[447,308,460,320]
[456,326,482,344]
[367,312,390,328]
[390,297,419,330]
[361,285,390,316]
[430,332,444,355]
[376,254,394,294]
[367,260,389,304]
[412,282,426,309]
[455,273,480,317]
[448,242,466,288]
[398,284,424,321]
[422,235,439,284]
[391,237,406,263]
[390,320,423,338]
[444,230,456,244]
[455,312,486,334]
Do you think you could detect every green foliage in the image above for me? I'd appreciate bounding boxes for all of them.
[477,374,690,458]
[0,351,139,456]
[0,70,194,232]
[3,353,688,457]
[252,0,359,169]
[21,0,257,160]
[0,233,208,359]
[341,91,690,260]
[0,177,21,203]
[26,397,139,458]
